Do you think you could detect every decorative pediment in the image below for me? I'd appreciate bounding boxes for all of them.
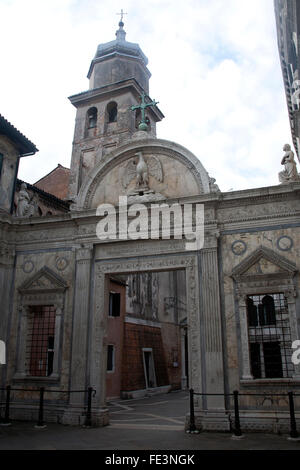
[75,139,213,209]
[18,266,68,294]
[232,246,297,281]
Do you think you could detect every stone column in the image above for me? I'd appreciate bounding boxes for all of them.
[200,232,225,410]
[89,266,109,408]
[180,327,187,389]
[51,305,63,379]
[237,293,253,380]
[68,245,93,407]
[14,305,29,378]
[0,243,15,387]
[87,264,110,426]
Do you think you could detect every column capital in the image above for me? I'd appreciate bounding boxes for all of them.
[285,286,297,303]
[0,243,15,266]
[74,243,94,262]
[203,229,220,249]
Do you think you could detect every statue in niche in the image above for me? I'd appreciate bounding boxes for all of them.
[16,183,31,216]
[27,193,40,217]
[16,183,40,217]
[279,144,300,184]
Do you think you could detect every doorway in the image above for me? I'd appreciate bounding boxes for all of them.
[105,268,188,400]
[142,348,157,388]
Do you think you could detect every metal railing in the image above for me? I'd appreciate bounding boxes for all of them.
[0,385,96,427]
[188,389,300,438]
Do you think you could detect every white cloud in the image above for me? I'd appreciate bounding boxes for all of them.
[0,0,292,192]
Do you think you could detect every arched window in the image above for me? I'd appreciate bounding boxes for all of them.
[106,102,118,123]
[87,107,97,129]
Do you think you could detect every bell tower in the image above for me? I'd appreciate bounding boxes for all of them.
[68,18,164,201]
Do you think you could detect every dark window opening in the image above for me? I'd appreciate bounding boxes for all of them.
[263,341,283,378]
[250,343,261,379]
[47,335,55,376]
[247,293,293,378]
[87,107,97,128]
[109,292,121,317]
[107,102,118,123]
[248,295,276,326]
[107,345,114,371]
[28,305,56,377]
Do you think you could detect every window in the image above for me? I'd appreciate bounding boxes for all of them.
[109,292,121,317]
[87,107,97,128]
[106,102,118,123]
[28,305,56,377]
[247,293,294,378]
[107,345,115,372]
[247,295,276,326]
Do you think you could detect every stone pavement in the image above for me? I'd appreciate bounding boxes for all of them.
[1,390,300,450]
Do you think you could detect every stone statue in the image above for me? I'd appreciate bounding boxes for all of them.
[16,183,31,216]
[16,183,40,217]
[27,193,40,217]
[279,144,300,184]
[122,151,165,203]
[122,152,163,190]
[209,177,220,193]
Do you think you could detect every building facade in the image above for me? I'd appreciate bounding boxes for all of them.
[1,16,300,431]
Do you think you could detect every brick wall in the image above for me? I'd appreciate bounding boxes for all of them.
[121,322,169,392]
[34,165,70,200]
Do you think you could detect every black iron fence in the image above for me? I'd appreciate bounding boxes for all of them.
[188,389,300,438]
[0,385,96,427]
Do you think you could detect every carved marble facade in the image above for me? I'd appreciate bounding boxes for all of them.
[1,18,300,432]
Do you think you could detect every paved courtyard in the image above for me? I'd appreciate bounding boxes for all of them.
[1,390,300,450]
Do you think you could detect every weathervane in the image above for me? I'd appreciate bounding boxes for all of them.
[116,9,127,23]
[130,93,159,131]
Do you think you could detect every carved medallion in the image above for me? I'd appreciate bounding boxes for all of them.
[22,260,35,274]
[277,235,293,252]
[55,256,69,271]
[231,240,247,256]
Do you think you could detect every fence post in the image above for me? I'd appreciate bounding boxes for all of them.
[85,387,93,427]
[233,390,243,437]
[36,387,45,428]
[288,391,299,439]
[187,388,197,433]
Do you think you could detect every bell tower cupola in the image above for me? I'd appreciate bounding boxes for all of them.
[87,18,150,93]
[68,15,164,201]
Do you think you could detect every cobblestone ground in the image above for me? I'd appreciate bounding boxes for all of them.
[1,390,300,450]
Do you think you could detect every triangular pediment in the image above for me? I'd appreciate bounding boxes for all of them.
[232,246,297,280]
[19,266,68,293]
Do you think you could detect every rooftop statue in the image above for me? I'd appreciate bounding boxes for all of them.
[16,183,40,217]
[278,144,300,184]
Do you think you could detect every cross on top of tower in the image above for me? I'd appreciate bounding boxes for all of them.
[130,92,159,131]
[116,9,127,25]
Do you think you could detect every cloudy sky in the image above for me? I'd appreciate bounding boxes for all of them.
[0,0,292,192]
